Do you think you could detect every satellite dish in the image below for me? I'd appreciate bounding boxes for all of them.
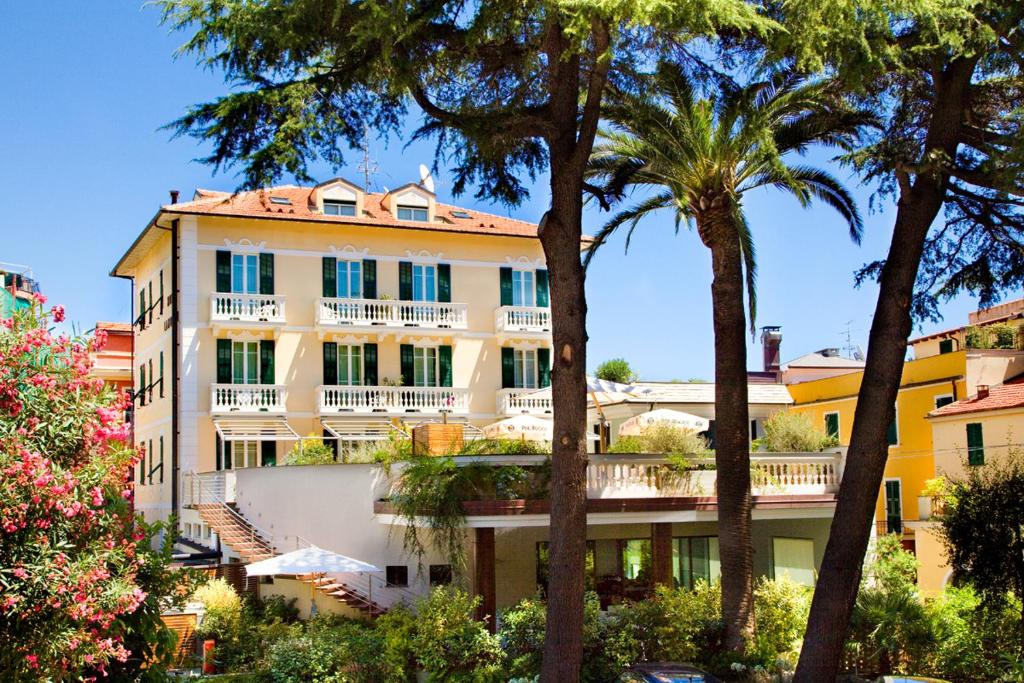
[419,163,435,193]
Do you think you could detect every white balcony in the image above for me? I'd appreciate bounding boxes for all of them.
[316,298,467,336]
[497,387,553,416]
[495,306,551,340]
[318,385,470,415]
[210,293,286,334]
[211,383,287,414]
[586,453,843,499]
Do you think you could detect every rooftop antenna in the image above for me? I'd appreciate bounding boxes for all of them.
[841,320,857,359]
[357,124,379,191]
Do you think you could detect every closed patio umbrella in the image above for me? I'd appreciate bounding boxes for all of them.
[618,408,710,437]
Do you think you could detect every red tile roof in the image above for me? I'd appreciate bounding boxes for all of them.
[929,375,1024,417]
[168,185,547,239]
[95,321,132,333]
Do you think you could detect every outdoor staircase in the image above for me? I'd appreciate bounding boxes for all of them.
[192,497,393,616]
[298,574,387,616]
[195,502,275,563]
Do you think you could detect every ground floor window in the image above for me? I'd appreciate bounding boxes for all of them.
[772,537,816,587]
[414,346,438,387]
[386,565,409,587]
[429,564,452,586]
[536,541,596,594]
[621,539,651,582]
[224,440,277,469]
[673,536,721,590]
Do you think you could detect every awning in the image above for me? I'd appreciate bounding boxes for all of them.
[320,417,408,441]
[245,546,380,576]
[213,416,299,441]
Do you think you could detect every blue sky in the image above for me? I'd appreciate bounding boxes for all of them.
[0,3,1003,380]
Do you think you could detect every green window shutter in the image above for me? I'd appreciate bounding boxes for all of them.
[323,342,338,385]
[939,339,954,354]
[501,347,515,389]
[399,262,413,301]
[363,343,378,385]
[260,441,276,467]
[322,257,337,297]
[400,344,414,386]
[362,259,377,299]
[967,423,985,466]
[138,290,146,329]
[538,348,551,388]
[259,253,274,295]
[824,413,839,439]
[138,364,146,406]
[886,416,898,446]
[535,269,549,307]
[437,264,451,303]
[216,339,232,383]
[499,267,514,306]
[439,345,453,387]
[216,250,232,293]
[259,340,275,384]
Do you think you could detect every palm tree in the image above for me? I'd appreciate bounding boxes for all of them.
[587,63,871,652]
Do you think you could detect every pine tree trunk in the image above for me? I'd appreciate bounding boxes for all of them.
[539,133,590,683]
[793,56,978,682]
[698,204,755,653]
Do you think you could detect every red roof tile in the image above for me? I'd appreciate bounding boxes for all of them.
[166,184,552,240]
[929,375,1024,417]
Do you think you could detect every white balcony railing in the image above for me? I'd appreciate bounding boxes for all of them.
[318,385,470,415]
[316,298,468,330]
[211,383,287,414]
[495,306,551,335]
[210,293,286,324]
[586,453,843,499]
[497,387,553,415]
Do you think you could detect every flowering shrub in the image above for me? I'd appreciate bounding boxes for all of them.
[0,299,151,680]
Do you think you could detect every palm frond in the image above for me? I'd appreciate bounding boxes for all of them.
[734,206,758,335]
[583,191,678,269]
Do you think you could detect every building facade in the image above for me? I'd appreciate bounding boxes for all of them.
[113,178,846,622]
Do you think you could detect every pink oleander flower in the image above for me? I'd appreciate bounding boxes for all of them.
[51,305,65,323]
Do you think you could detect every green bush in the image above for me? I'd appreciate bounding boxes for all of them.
[757,411,837,452]
[609,423,710,456]
[500,592,611,683]
[595,357,638,383]
[347,431,414,466]
[374,604,419,683]
[750,576,812,668]
[603,583,723,670]
[411,586,505,682]
[283,436,337,466]
[195,578,244,641]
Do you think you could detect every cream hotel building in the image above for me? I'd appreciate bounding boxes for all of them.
[113,174,844,620]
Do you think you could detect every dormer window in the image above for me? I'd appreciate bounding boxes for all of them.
[398,205,429,222]
[324,199,357,217]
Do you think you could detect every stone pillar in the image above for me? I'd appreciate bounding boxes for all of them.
[651,522,674,587]
[474,527,496,632]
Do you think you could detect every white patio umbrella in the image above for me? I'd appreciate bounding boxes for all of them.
[244,545,380,577]
[618,408,710,437]
[481,414,553,441]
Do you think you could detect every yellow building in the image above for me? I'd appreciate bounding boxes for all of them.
[788,299,1024,554]
[915,376,1024,594]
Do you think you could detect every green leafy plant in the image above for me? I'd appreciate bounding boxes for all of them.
[390,456,550,571]
[610,423,710,457]
[595,358,638,384]
[346,431,413,468]
[194,578,244,643]
[966,323,1021,350]
[757,411,838,453]
[282,435,336,466]
[750,576,812,669]
[410,586,504,682]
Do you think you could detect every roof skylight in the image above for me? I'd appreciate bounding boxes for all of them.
[450,210,473,219]
[269,196,292,205]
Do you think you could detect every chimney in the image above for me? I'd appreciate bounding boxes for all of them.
[761,326,782,373]
[169,189,180,204]
[976,384,990,399]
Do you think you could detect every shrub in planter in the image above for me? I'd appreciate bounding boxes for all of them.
[283,436,336,466]
[194,578,244,643]
[410,586,505,682]
[609,423,710,456]
[757,411,837,452]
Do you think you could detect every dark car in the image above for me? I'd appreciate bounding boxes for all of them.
[617,662,722,683]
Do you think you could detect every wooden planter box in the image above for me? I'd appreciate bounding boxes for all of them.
[412,422,464,456]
